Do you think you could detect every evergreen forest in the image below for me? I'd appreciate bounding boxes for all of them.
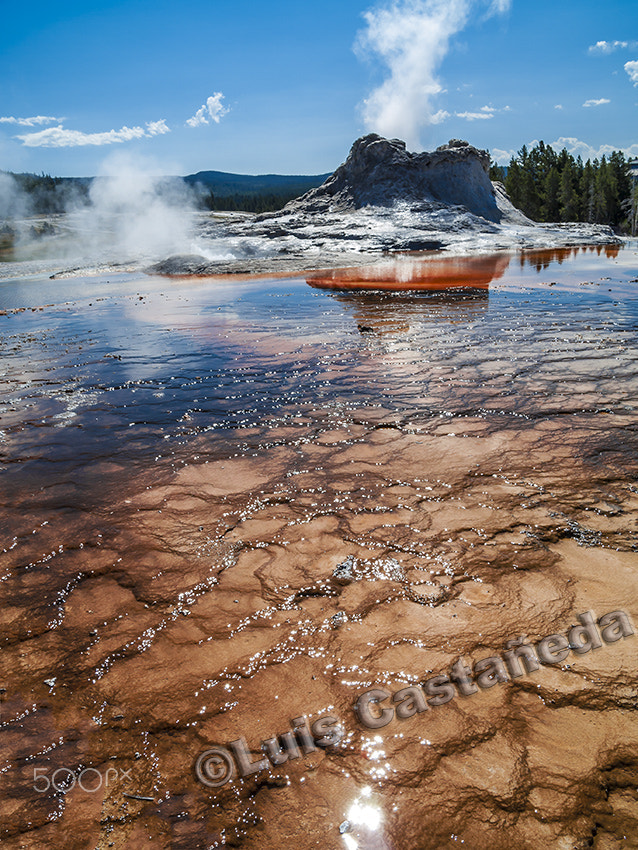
[490,142,636,231]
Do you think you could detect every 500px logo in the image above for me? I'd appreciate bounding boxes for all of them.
[33,766,132,794]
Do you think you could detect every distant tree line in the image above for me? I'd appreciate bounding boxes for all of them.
[1,170,303,218]
[490,142,636,230]
[200,189,304,214]
[2,171,90,215]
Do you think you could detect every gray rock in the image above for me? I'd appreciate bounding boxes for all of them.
[145,254,212,276]
[274,133,522,224]
[330,611,348,629]
[333,555,357,585]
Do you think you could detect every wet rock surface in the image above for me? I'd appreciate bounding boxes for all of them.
[1,245,638,848]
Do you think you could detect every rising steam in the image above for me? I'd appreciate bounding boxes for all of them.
[0,152,198,264]
[356,0,511,148]
[0,172,26,220]
[79,151,194,260]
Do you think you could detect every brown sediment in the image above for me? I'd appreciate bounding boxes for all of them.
[1,247,638,849]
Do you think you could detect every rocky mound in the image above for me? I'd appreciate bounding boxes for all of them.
[276,134,528,224]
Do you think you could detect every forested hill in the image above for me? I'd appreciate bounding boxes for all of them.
[183,170,331,213]
[490,141,636,230]
[183,170,330,195]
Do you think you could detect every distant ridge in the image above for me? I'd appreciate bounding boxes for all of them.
[182,170,331,197]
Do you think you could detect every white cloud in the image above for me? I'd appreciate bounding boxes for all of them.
[487,0,511,12]
[582,98,611,107]
[550,136,638,161]
[491,137,638,166]
[355,0,511,148]
[16,120,170,148]
[0,114,65,126]
[455,103,509,120]
[186,93,229,127]
[625,60,638,86]
[491,147,516,165]
[145,120,171,136]
[588,40,636,55]
[456,110,493,120]
[554,104,563,110]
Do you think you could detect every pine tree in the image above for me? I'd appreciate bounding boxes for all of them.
[505,160,524,210]
[542,167,561,220]
[580,160,595,222]
[558,162,579,221]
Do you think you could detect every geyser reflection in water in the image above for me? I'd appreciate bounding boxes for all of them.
[306,252,509,291]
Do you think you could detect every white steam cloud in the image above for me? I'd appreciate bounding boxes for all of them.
[582,98,610,107]
[1,152,198,264]
[0,172,27,219]
[16,120,170,148]
[72,152,194,260]
[186,93,229,127]
[355,0,511,147]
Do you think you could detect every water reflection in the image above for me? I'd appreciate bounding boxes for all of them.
[328,289,489,335]
[306,253,510,291]
[342,787,391,850]
[521,244,621,271]
[306,244,624,292]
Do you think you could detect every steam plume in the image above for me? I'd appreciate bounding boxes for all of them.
[77,151,195,260]
[356,0,511,147]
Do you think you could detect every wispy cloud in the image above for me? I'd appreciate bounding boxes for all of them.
[486,0,510,12]
[551,136,638,161]
[588,40,637,55]
[355,0,511,147]
[582,98,610,107]
[455,110,493,120]
[456,104,510,120]
[0,115,65,126]
[16,120,170,148]
[186,93,229,127]
[625,60,638,86]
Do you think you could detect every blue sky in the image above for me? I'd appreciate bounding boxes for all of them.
[1,0,636,176]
